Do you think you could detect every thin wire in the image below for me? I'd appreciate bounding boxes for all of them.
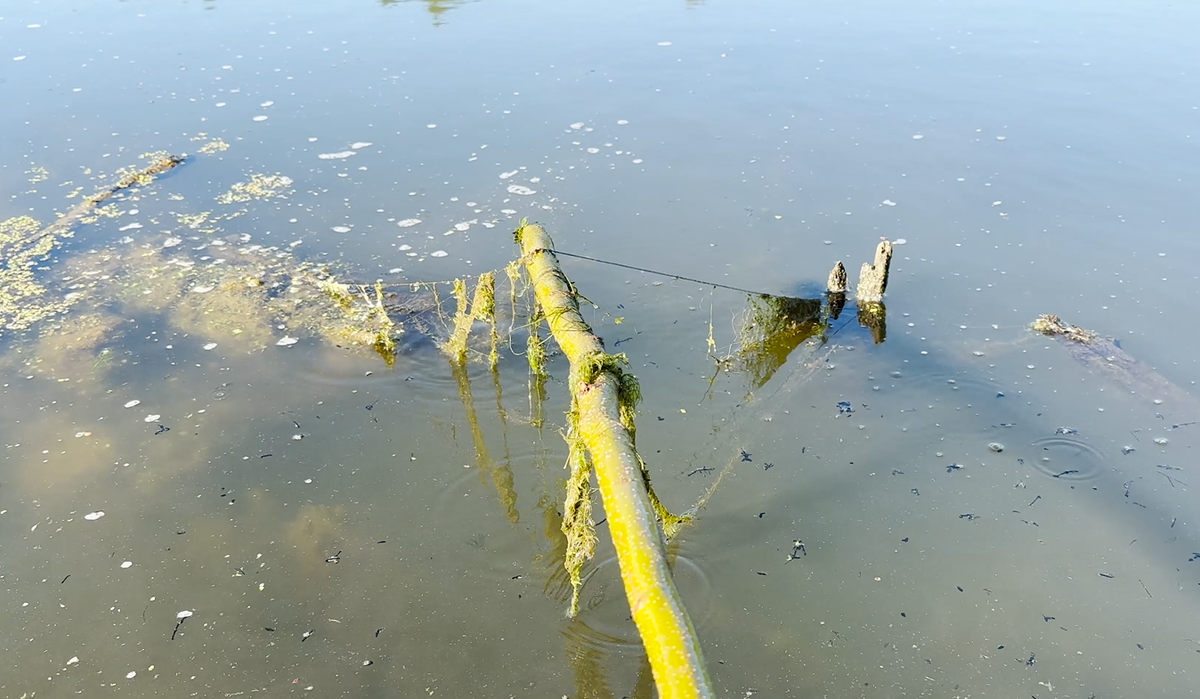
[550,249,772,297]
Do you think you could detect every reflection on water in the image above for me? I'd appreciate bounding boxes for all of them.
[3,0,1200,696]
[381,0,480,25]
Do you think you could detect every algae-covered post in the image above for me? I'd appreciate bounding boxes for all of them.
[856,239,893,344]
[515,222,714,699]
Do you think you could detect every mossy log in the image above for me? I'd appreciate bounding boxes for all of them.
[515,223,713,699]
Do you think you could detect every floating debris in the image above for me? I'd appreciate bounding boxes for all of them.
[215,174,293,204]
[120,561,133,569]
[318,151,356,160]
[143,414,161,422]
[331,226,352,234]
[430,250,448,258]
[507,184,536,196]
[396,218,422,228]
[203,342,218,350]
[350,142,372,149]
[988,442,1004,452]
[124,399,141,408]
[83,511,105,521]
[276,337,299,347]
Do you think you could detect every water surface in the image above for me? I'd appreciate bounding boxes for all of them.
[2,1,1199,697]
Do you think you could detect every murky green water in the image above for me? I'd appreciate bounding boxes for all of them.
[3,1,1200,697]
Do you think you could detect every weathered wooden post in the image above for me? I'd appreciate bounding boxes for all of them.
[855,240,892,343]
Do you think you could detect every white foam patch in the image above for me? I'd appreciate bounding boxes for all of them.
[507,185,536,196]
[499,170,518,179]
[396,218,421,228]
[318,151,356,160]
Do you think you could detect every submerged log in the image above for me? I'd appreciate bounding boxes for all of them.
[1033,314,1197,409]
[515,222,714,699]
